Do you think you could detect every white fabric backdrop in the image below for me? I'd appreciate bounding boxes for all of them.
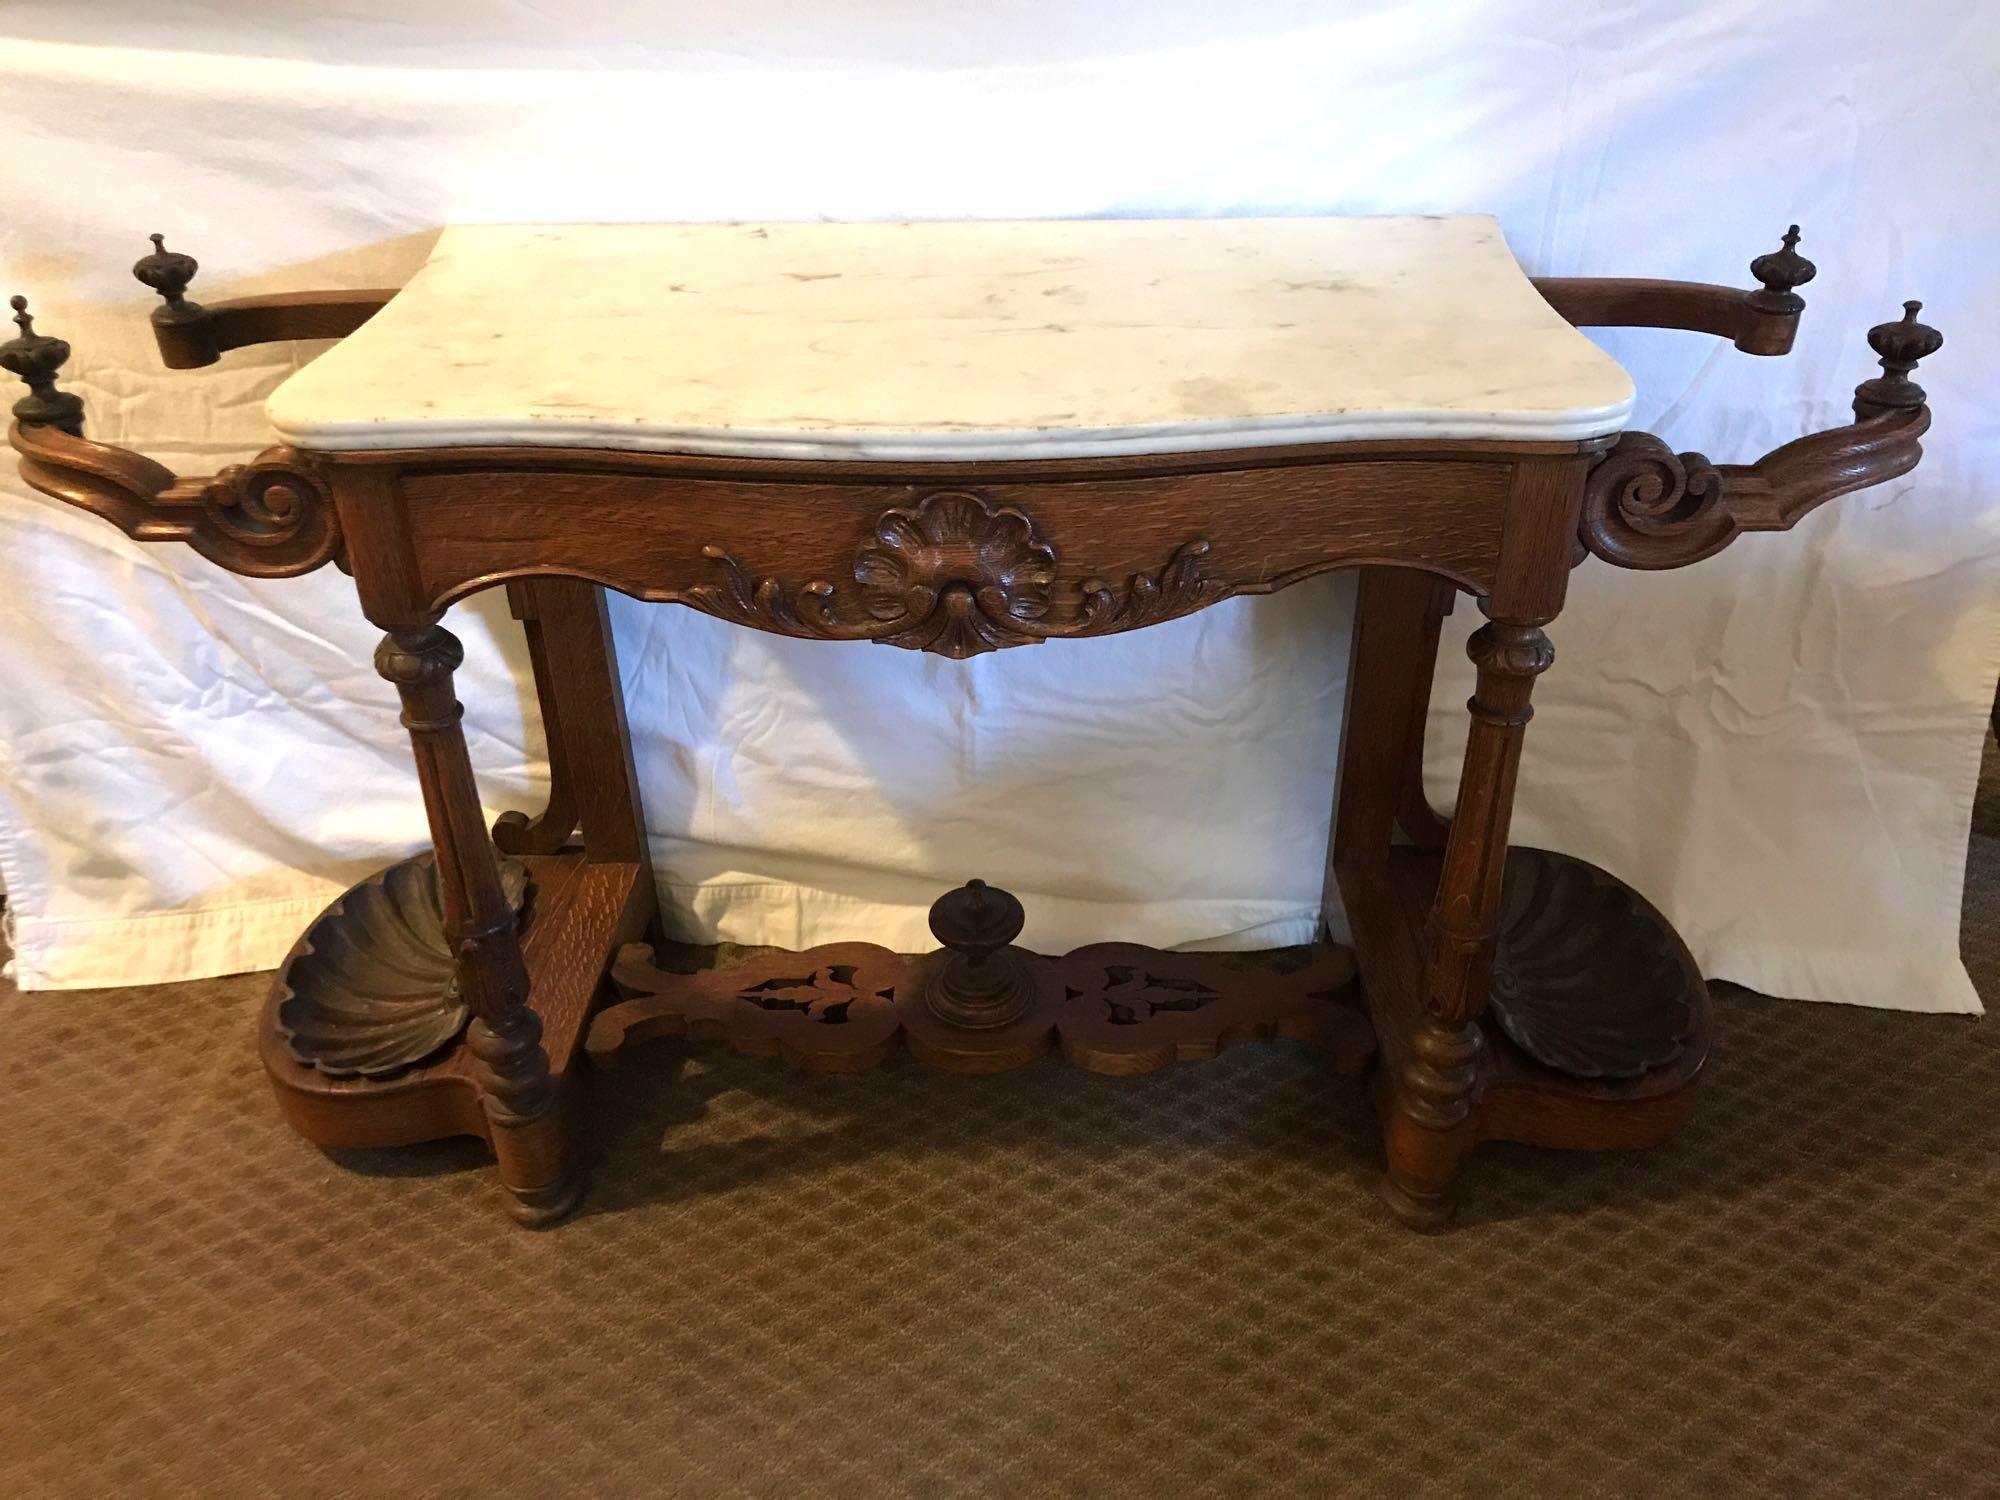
[1,2,1995,1012]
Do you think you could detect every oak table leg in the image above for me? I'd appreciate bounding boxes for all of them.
[1379,612,1553,1227]
[374,622,582,1225]
[1392,577,1455,850]
[525,580,653,876]
[492,580,582,856]
[1325,567,1450,899]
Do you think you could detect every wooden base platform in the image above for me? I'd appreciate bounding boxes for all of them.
[258,849,653,1223]
[1343,846,1710,1226]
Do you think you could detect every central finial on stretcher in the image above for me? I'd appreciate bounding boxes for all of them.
[922,877,1037,1030]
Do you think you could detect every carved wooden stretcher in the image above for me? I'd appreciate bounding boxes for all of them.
[4,218,1940,1228]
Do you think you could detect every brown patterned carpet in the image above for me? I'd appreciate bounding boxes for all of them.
[2,747,1996,1500]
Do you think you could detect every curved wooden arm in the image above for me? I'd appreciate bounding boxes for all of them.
[151,289,396,369]
[133,234,395,368]
[1532,276,1804,355]
[11,419,342,576]
[1534,225,1817,355]
[1580,302,1942,571]
[5,284,343,576]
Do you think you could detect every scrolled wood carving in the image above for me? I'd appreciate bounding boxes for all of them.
[687,487,1220,657]
[178,451,344,574]
[589,936,1369,1079]
[1579,408,1931,572]
[1580,300,1940,572]
[1579,433,1732,570]
[6,292,342,576]
[11,420,343,577]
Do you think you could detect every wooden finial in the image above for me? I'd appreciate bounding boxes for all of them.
[1748,223,1817,314]
[133,231,202,318]
[1855,299,1943,415]
[922,877,1037,1030]
[0,294,86,435]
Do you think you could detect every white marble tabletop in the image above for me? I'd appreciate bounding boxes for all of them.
[265,217,1634,460]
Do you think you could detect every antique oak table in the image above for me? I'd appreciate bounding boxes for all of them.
[5,217,1941,1228]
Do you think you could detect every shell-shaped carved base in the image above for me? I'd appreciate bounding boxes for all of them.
[1487,849,1701,1080]
[274,854,530,1078]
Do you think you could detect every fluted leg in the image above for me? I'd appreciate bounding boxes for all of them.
[375,623,582,1224]
[1380,613,1554,1227]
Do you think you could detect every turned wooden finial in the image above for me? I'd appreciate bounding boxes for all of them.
[1855,299,1943,415]
[0,294,86,435]
[1748,223,1817,314]
[922,877,1038,1030]
[133,231,202,318]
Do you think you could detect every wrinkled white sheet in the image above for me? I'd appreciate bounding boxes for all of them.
[1,3,1995,1011]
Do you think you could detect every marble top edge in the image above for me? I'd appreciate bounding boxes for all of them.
[266,213,1637,458]
[270,401,1634,460]
[429,213,1507,234]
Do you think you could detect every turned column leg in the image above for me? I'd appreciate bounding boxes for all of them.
[1379,611,1554,1228]
[375,623,584,1225]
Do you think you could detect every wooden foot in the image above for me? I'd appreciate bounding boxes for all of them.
[487,1081,588,1227]
[1378,1172,1457,1231]
[504,1168,588,1228]
[1377,1017,1482,1228]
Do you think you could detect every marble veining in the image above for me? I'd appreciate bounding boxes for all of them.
[265,217,1635,459]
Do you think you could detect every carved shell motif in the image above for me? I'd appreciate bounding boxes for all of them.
[687,488,1219,657]
[273,853,531,1078]
[1486,848,1701,1080]
[855,491,1057,656]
